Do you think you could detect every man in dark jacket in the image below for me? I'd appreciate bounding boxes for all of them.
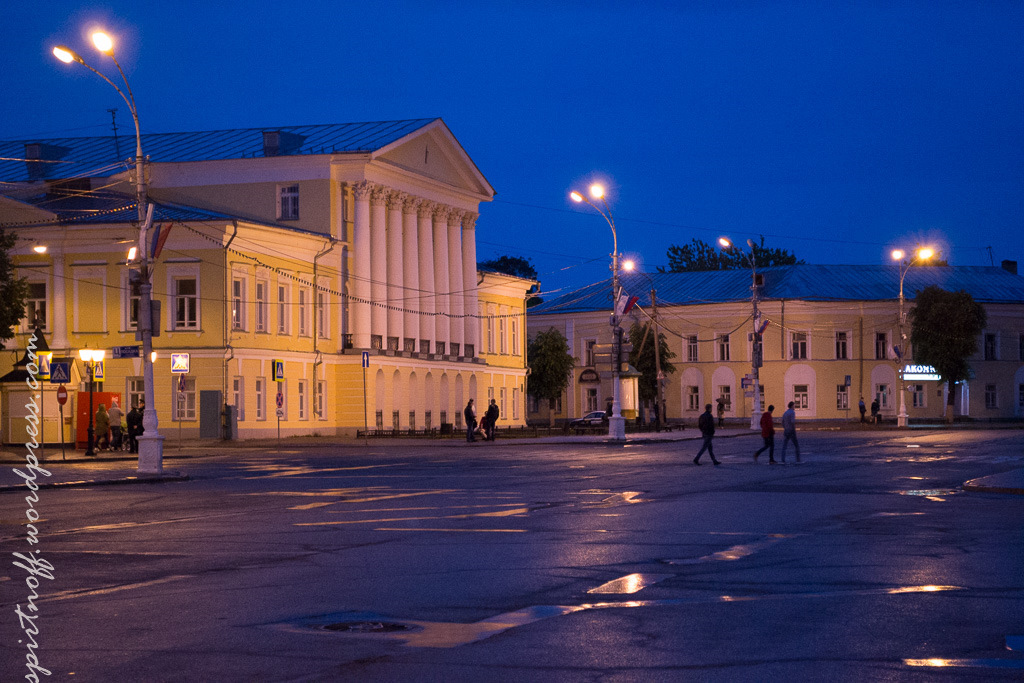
[127,404,143,453]
[754,405,777,463]
[464,399,477,442]
[693,404,720,466]
[485,399,499,441]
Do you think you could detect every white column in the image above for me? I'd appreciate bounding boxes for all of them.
[370,186,388,343]
[402,196,420,348]
[461,212,479,357]
[386,192,405,346]
[351,181,372,349]
[417,201,436,348]
[447,210,465,353]
[432,206,450,353]
[51,247,69,349]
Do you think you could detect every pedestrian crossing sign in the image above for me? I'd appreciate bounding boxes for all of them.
[273,359,285,382]
[94,360,104,380]
[49,361,71,384]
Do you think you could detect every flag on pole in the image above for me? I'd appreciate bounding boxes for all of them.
[616,290,639,315]
[151,223,172,259]
[755,315,769,335]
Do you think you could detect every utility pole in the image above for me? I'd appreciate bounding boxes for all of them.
[650,284,664,431]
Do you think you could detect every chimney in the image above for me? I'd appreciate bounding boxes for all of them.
[1001,260,1017,275]
[262,131,281,157]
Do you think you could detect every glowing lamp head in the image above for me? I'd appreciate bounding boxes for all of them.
[622,259,635,272]
[892,249,904,261]
[150,351,158,363]
[92,31,113,53]
[718,237,733,249]
[52,46,76,64]
[32,244,47,254]
[918,247,934,261]
[570,191,583,203]
[127,246,138,261]
[589,184,605,200]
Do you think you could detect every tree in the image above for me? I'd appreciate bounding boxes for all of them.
[661,236,804,272]
[527,327,576,426]
[909,285,987,423]
[0,229,28,342]
[626,320,676,407]
[479,254,543,307]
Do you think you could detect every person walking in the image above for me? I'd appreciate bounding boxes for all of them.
[94,403,110,451]
[693,403,721,466]
[858,397,867,423]
[108,399,124,451]
[716,398,725,427]
[870,398,880,424]
[485,399,499,441]
[781,401,801,463]
[464,399,477,442]
[754,405,777,463]
[127,403,143,453]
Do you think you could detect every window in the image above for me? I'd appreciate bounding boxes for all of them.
[454,409,462,429]
[376,410,384,429]
[528,395,538,413]
[316,380,326,420]
[718,386,731,411]
[298,288,310,337]
[836,384,849,410]
[317,290,328,338]
[985,384,997,409]
[486,311,495,353]
[440,410,448,427]
[554,395,563,413]
[425,410,432,429]
[512,320,520,355]
[911,384,925,408]
[127,377,145,410]
[585,340,597,366]
[793,384,809,409]
[500,387,507,417]
[277,284,290,335]
[875,332,888,360]
[435,341,445,356]
[875,383,889,409]
[687,335,698,362]
[255,378,266,421]
[717,334,730,362]
[585,388,598,412]
[173,376,197,421]
[297,380,307,420]
[984,333,997,361]
[408,411,416,430]
[1018,384,1024,413]
[174,278,198,329]
[388,337,400,351]
[126,279,141,330]
[451,343,460,357]
[791,332,808,360]
[687,386,700,411]
[233,376,245,421]
[835,332,848,360]
[25,282,47,329]
[513,387,520,420]
[232,277,246,330]
[255,279,268,333]
[278,184,299,220]
[499,317,507,354]
[404,338,416,353]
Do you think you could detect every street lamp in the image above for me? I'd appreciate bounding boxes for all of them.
[54,29,164,473]
[622,260,665,431]
[719,237,762,430]
[78,348,105,456]
[570,183,625,440]
[892,246,934,428]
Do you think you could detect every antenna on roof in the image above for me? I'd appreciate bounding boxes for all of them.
[986,246,994,266]
[107,108,122,160]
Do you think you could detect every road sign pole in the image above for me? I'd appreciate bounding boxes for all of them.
[60,404,65,460]
[362,351,369,445]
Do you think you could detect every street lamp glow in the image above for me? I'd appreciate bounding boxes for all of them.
[570,191,584,203]
[92,31,113,53]
[622,259,635,272]
[52,46,77,63]
[918,247,934,261]
[33,244,48,254]
[127,246,137,261]
[589,184,605,199]
[892,249,904,261]
[718,237,732,249]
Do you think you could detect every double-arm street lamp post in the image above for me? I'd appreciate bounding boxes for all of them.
[78,348,105,456]
[719,237,762,430]
[54,30,164,473]
[570,183,625,440]
[891,247,934,428]
[622,262,664,431]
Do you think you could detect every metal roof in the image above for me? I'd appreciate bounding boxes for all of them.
[529,264,1024,314]
[0,119,438,182]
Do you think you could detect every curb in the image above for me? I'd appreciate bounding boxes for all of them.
[962,481,1024,496]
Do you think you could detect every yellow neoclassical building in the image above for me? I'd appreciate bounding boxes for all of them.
[0,120,534,442]
[528,264,1024,425]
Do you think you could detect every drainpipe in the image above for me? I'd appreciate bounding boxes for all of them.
[223,221,238,437]
[312,239,336,419]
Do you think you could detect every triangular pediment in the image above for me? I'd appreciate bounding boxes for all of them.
[374,120,494,199]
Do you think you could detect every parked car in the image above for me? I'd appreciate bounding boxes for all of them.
[569,410,609,428]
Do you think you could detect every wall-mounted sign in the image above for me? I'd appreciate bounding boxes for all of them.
[902,364,941,381]
[579,369,601,383]
[171,353,190,373]
[273,359,285,382]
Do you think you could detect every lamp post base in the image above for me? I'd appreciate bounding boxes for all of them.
[608,415,626,441]
[137,434,165,474]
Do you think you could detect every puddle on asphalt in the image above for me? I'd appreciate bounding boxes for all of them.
[587,573,675,594]
[579,490,647,507]
[899,489,960,501]
[665,534,793,565]
[905,657,1024,670]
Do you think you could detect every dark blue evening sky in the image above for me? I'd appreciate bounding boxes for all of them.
[3,2,1022,297]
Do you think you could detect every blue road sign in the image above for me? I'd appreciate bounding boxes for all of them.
[49,361,71,384]
[112,345,141,359]
[362,351,369,368]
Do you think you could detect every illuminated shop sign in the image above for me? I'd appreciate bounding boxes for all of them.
[902,364,941,381]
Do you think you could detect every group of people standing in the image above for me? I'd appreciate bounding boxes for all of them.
[695,401,801,465]
[464,398,500,443]
[90,399,145,454]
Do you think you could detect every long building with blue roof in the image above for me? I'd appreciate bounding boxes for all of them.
[0,119,535,443]
[528,264,1024,424]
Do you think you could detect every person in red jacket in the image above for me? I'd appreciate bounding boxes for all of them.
[754,405,777,464]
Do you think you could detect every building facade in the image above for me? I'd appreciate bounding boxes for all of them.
[0,120,534,442]
[528,264,1024,425]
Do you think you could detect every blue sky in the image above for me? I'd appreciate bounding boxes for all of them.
[3,2,1022,297]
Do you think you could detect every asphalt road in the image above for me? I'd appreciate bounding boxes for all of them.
[3,430,1023,681]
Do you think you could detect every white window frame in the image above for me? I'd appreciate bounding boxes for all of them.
[232,275,247,331]
[25,280,48,331]
[232,376,245,421]
[123,274,141,332]
[791,332,808,360]
[718,385,731,411]
[255,279,269,333]
[255,377,266,421]
[277,281,291,335]
[985,384,998,409]
[686,335,698,362]
[499,314,507,354]
[316,286,329,339]
[875,333,888,360]
[835,331,849,360]
[511,319,520,355]
[127,377,145,410]
[173,376,197,421]
[876,383,889,409]
[277,184,299,220]
[585,339,597,367]
[983,332,998,361]
[911,384,926,408]
[297,379,308,420]
[687,386,700,411]
[499,387,507,417]
[298,286,310,337]
[172,276,198,330]
[717,334,730,362]
[793,384,809,409]
[836,384,849,410]
[487,306,496,353]
[316,379,326,420]
[513,387,520,420]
